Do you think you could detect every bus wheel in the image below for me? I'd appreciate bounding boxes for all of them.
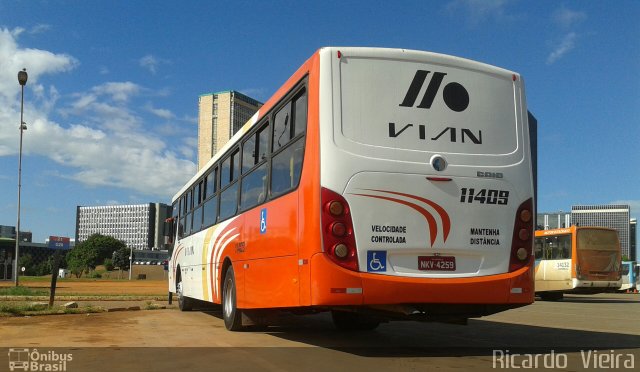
[331,310,380,331]
[222,266,243,331]
[539,292,564,301]
[177,279,193,311]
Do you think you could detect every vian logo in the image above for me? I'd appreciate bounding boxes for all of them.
[390,70,481,145]
[399,70,469,112]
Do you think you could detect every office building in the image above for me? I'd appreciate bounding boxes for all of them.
[75,203,171,250]
[0,225,32,242]
[536,211,571,231]
[571,204,631,259]
[198,91,262,170]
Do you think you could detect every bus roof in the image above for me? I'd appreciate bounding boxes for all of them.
[535,226,617,237]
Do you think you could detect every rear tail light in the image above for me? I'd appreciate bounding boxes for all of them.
[321,187,358,271]
[509,198,533,272]
[576,264,584,280]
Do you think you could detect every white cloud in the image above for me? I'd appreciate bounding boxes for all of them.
[552,6,587,28]
[139,54,158,73]
[239,87,268,102]
[139,55,171,75]
[29,24,51,34]
[0,28,196,198]
[546,32,577,65]
[0,27,78,98]
[92,81,141,103]
[445,0,514,26]
[145,103,175,120]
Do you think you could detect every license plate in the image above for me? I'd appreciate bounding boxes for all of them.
[418,256,456,271]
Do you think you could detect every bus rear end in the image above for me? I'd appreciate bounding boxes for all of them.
[573,227,622,292]
[313,47,534,321]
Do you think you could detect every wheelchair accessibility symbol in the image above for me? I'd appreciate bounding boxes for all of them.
[260,208,267,234]
[367,251,387,272]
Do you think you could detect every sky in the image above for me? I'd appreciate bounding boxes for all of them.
[0,0,638,244]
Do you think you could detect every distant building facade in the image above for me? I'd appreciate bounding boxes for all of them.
[198,91,262,170]
[571,204,631,259]
[0,225,32,242]
[75,203,171,250]
[536,211,571,230]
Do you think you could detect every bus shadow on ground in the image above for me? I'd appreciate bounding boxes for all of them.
[557,296,640,304]
[202,310,640,358]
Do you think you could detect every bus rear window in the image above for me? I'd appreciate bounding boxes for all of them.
[339,57,518,155]
[577,230,619,251]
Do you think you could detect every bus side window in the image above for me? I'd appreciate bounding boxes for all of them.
[203,167,218,228]
[240,122,270,211]
[293,89,307,136]
[179,196,186,239]
[270,137,304,197]
[534,239,543,259]
[192,205,203,233]
[219,183,239,220]
[219,149,240,221]
[273,101,292,152]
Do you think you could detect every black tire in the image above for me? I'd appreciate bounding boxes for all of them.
[222,266,244,331]
[177,276,193,311]
[331,310,380,331]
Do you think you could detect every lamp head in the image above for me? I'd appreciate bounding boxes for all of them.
[18,68,28,86]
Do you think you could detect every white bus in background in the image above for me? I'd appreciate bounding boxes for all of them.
[534,226,622,300]
[167,47,536,330]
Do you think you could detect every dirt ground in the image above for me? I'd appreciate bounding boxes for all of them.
[0,294,638,372]
[0,278,168,295]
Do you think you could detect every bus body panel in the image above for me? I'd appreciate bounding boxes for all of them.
[169,53,322,309]
[533,259,572,292]
[310,251,533,306]
[344,172,524,277]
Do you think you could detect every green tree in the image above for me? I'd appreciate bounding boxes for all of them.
[103,258,114,271]
[65,234,127,277]
[112,246,132,274]
[18,253,34,275]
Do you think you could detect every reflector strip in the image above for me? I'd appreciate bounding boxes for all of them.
[330,288,363,294]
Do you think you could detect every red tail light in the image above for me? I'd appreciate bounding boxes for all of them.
[509,198,533,272]
[321,187,358,271]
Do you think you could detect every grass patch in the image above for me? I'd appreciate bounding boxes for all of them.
[0,302,105,317]
[0,302,49,315]
[0,286,48,296]
[144,301,166,310]
[1,295,167,302]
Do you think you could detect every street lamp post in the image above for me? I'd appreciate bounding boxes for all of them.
[14,68,28,286]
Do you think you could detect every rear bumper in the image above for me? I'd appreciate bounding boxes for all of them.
[570,278,621,291]
[310,253,534,307]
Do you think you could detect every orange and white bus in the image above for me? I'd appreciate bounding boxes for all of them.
[167,47,536,330]
[534,226,622,300]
